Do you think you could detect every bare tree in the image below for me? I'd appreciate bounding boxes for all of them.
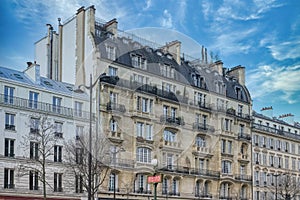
[18,115,58,200]
[64,131,111,199]
[277,172,300,200]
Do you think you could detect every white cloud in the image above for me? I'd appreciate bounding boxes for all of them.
[160,9,173,28]
[143,0,152,10]
[268,38,300,61]
[247,64,300,104]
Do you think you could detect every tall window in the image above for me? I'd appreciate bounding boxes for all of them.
[106,45,116,60]
[133,74,149,84]
[194,92,206,107]
[196,136,206,147]
[29,171,39,190]
[220,182,230,197]
[109,173,118,191]
[109,66,118,76]
[29,91,39,109]
[135,174,149,193]
[54,145,62,162]
[136,96,153,113]
[74,101,83,117]
[172,179,179,195]
[221,160,232,174]
[4,168,14,189]
[4,139,14,157]
[132,55,147,69]
[221,140,232,154]
[54,173,63,192]
[54,122,63,138]
[110,118,117,132]
[30,142,39,160]
[75,175,83,193]
[52,96,62,113]
[76,125,83,140]
[136,147,151,163]
[162,82,176,93]
[160,64,174,78]
[238,105,243,115]
[4,86,14,104]
[5,113,15,130]
[162,178,168,194]
[75,148,83,164]
[164,130,176,142]
[30,118,40,134]
[136,122,153,140]
[223,118,232,131]
[110,92,118,104]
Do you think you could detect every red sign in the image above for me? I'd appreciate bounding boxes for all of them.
[148,175,162,183]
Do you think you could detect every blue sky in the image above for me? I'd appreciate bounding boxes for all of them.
[0,0,300,122]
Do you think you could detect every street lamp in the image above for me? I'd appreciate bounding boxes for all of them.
[74,73,106,200]
[111,146,125,200]
[267,173,281,200]
[151,159,158,200]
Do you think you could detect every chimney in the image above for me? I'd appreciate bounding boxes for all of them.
[201,46,204,63]
[105,18,118,37]
[24,61,41,84]
[260,106,273,118]
[212,60,223,75]
[161,40,181,64]
[279,113,294,125]
[205,48,208,64]
[226,65,245,85]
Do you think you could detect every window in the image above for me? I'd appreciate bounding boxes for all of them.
[54,122,63,138]
[52,96,62,113]
[192,74,205,88]
[196,136,206,147]
[223,118,232,132]
[76,126,83,140]
[30,142,39,160]
[133,74,149,85]
[29,91,39,109]
[4,168,14,189]
[269,155,274,166]
[106,45,116,60]
[217,98,228,111]
[135,174,149,193]
[239,124,245,134]
[5,113,15,130]
[221,139,226,153]
[136,122,153,140]
[110,118,117,132]
[54,173,63,192]
[194,92,206,107]
[4,139,14,157]
[109,173,118,191]
[29,171,39,190]
[164,130,176,142]
[166,154,174,169]
[221,160,232,174]
[74,101,83,117]
[291,143,295,154]
[240,186,247,199]
[237,105,243,116]
[220,182,230,197]
[75,148,83,164]
[30,118,40,134]
[75,175,83,193]
[136,147,151,163]
[292,158,296,170]
[132,55,147,69]
[160,64,174,78]
[162,178,169,194]
[285,157,289,169]
[172,179,179,195]
[110,92,118,104]
[54,145,62,162]
[136,96,153,113]
[4,86,14,104]
[109,66,117,76]
[162,82,176,93]
[227,141,232,154]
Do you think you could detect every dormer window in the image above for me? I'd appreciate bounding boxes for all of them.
[193,74,205,88]
[160,64,175,78]
[132,54,147,70]
[215,81,226,95]
[235,86,244,100]
[105,45,116,60]
[156,51,162,56]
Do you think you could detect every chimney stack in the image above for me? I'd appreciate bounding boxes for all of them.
[161,40,181,65]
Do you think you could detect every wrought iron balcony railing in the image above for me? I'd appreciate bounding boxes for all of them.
[106,102,126,113]
[160,115,185,126]
[252,123,300,140]
[160,165,220,178]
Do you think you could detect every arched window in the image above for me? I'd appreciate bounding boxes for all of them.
[136,147,151,163]
[195,180,201,197]
[220,182,231,198]
[204,181,210,195]
[164,130,176,142]
[240,185,247,198]
[134,174,150,193]
[172,179,179,195]
[109,173,118,191]
[162,177,169,195]
[196,136,206,147]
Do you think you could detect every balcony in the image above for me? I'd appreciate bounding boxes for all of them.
[160,140,181,148]
[195,193,212,198]
[106,102,126,113]
[252,123,300,140]
[160,165,220,178]
[192,146,212,157]
[162,191,180,196]
[133,188,152,194]
[0,94,94,120]
[219,196,233,200]
[226,108,251,121]
[234,174,252,182]
[30,128,40,134]
[5,124,15,131]
[160,115,185,126]
[193,122,213,132]
[54,132,63,138]
[109,158,135,169]
[237,153,250,163]
[108,188,120,192]
[238,133,251,141]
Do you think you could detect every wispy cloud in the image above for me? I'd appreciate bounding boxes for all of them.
[143,0,152,11]
[267,38,300,61]
[160,9,173,28]
[247,64,300,104]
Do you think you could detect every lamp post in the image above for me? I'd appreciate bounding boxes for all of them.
[267,173,281,200]
[151,159,158,200]
[111,147,125,200]
[74,73,106,200]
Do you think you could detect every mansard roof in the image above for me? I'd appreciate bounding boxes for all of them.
[95,33,251,104]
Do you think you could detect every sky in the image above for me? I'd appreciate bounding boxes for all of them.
[0,0,300,122]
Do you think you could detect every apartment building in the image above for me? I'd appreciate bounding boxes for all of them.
[0,64,92,199]
[252,108,300,200]
[34,6,253,199]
